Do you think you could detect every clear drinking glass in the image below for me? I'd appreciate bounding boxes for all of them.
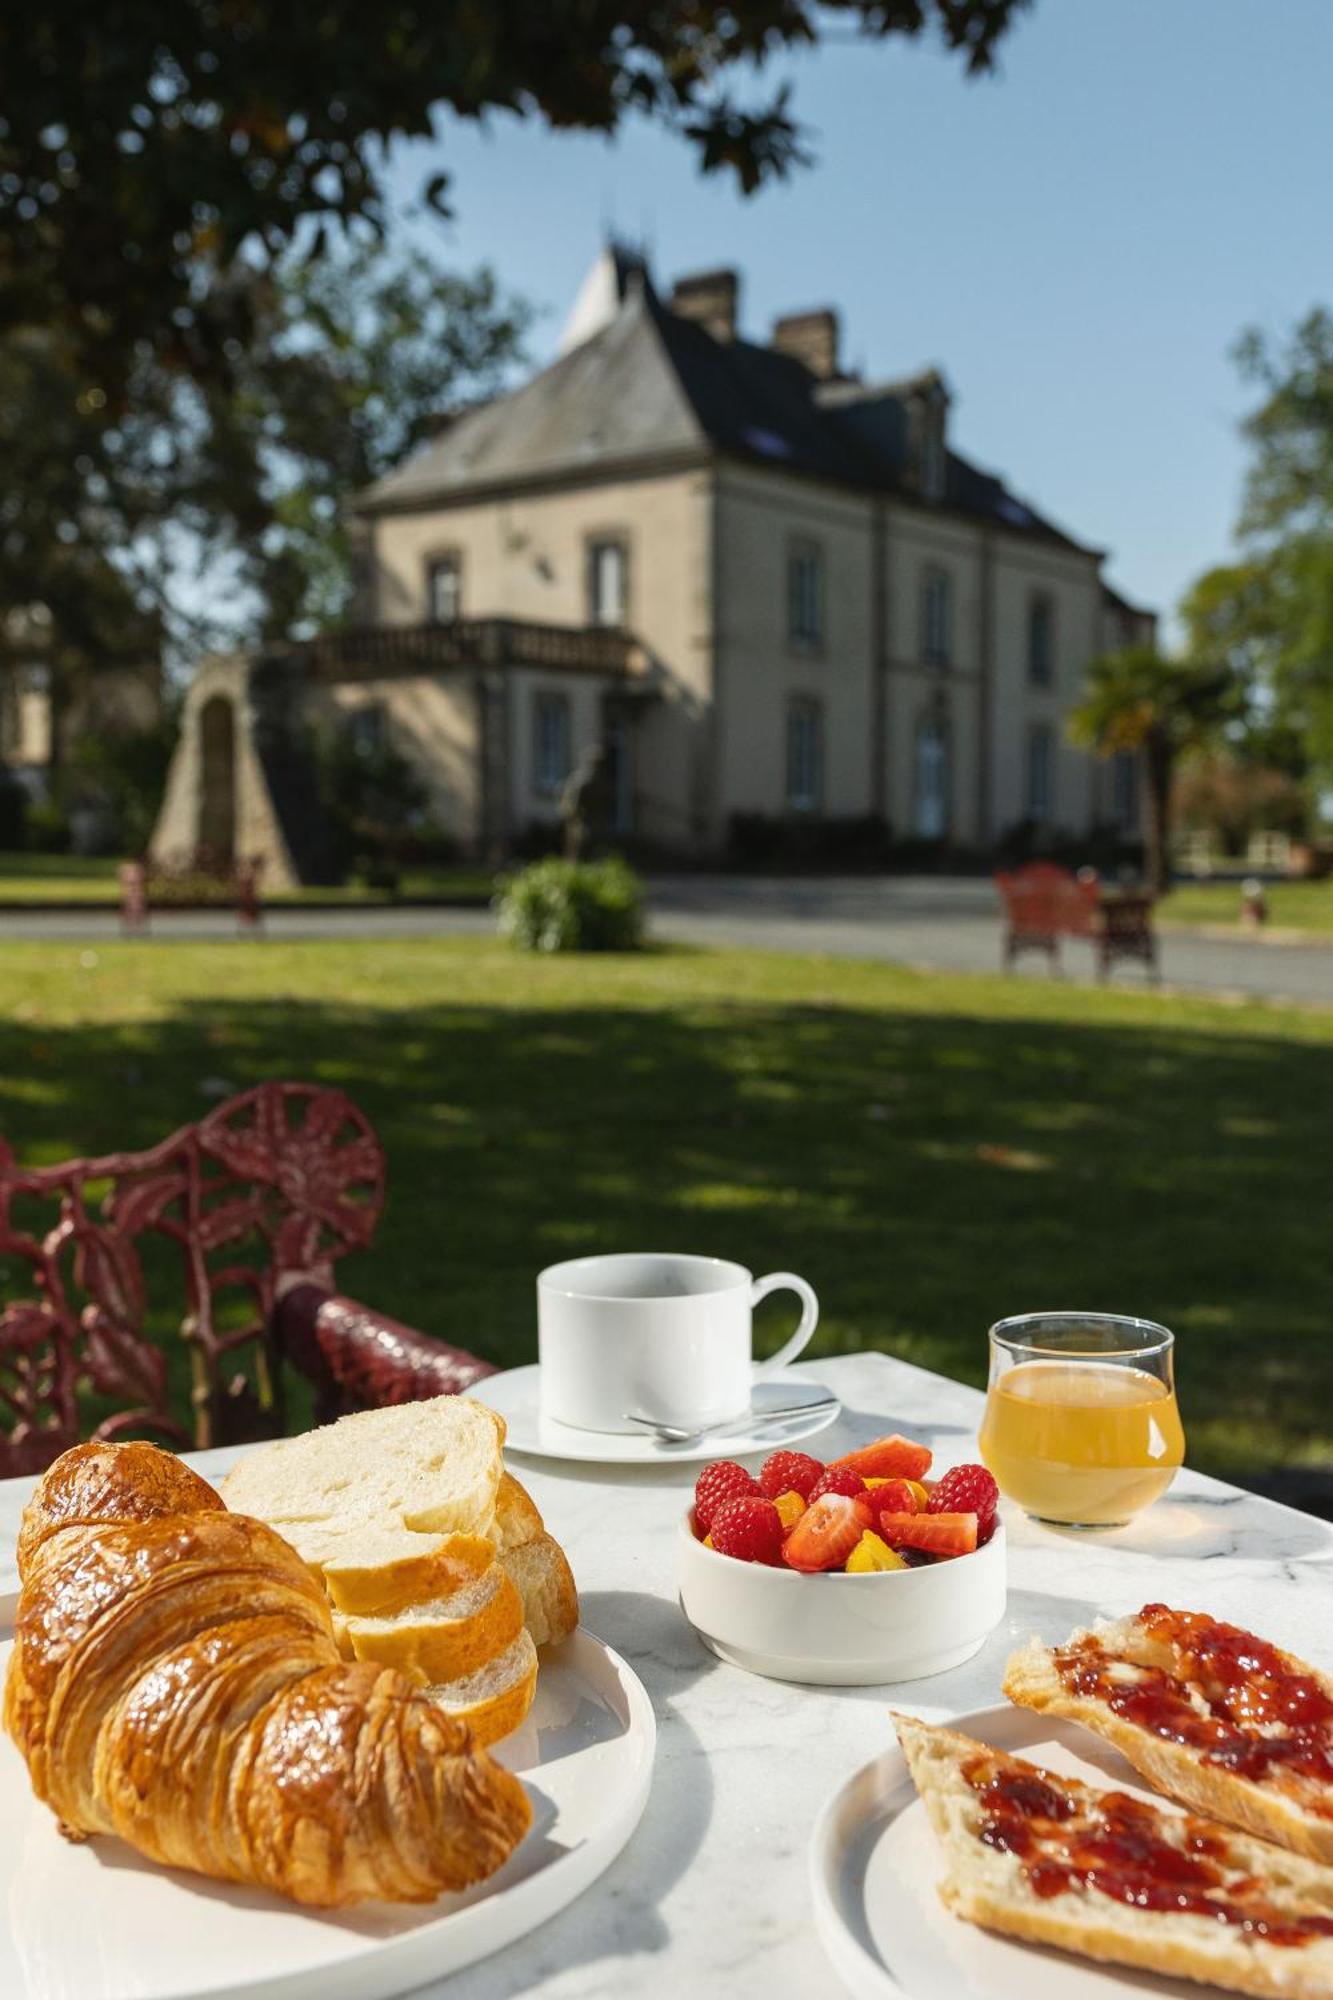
[977,1312,1185,1529]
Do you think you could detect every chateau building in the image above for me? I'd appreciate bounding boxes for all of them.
[154,249,1153,881]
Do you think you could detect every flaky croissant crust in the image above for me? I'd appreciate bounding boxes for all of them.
[4,1441,531,1906]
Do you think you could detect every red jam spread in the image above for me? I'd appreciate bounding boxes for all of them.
[964,1756,1333,1946]
[1053,1605,1333,1795]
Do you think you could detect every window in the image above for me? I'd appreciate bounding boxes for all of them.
[921,568,952,667]
[426,554,461,623]
[786,697,824,812]
[1026,722,1055,821]
[787,542,824,648]
[1028,594,1054,687]
[1112,750,1138,828]
[913,719,950,839]
[534,692,572,797]
[587,539,628,627]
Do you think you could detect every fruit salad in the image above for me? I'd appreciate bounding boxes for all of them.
[692,1435,999,1573]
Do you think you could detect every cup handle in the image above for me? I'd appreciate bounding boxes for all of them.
[750,1272,819,1375]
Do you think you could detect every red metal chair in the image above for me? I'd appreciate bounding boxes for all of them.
[0,1082,494,1478]
[994,863,1158,982]
[994,862,1099,972]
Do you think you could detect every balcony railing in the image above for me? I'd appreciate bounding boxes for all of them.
[302,618,636,682]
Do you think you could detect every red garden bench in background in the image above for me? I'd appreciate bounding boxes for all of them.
[0,1082,494,1478]
[994,861,1158,983]
[119,853,265,934]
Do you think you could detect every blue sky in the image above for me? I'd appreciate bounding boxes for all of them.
[385,1,1332,633]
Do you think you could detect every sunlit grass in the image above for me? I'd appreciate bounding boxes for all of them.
[1165,878,1333,934]
[0,935,1329,1484]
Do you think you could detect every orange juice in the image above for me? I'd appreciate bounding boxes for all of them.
[978,1360,1184,1526]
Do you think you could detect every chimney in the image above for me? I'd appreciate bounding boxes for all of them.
[669,268,739,344]
[771,309,841,381]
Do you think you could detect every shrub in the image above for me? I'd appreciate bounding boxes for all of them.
[495,856,645,952]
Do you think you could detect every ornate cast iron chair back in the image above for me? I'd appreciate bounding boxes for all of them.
[0,1083,386,1477]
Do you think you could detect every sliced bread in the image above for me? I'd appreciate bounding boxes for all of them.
[428,1630,539,1749]
[498,1534,578,1650]
[221,1398,506,1539]
[296,1524,498,1619]
[220,1398,578,1685]
[895,1711,1333,2000]
[335,1566,526,1685]
[1004,1607,1333,1865]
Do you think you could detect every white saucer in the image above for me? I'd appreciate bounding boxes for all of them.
[810,1701,1202,1999]
[469,1365,840,1465]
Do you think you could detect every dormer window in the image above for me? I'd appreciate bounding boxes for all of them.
[587,537,628,627]
[921,568,952,667]
[426,553,462,623]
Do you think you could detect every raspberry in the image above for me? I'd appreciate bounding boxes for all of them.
[709,1494,784,1565]
[757,1449,825,1500]
[694,1459,760,1533]
[808,1464,868,1504]
[928,1464,999,1534]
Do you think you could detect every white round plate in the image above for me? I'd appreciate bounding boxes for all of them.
[1,1627,654,2000]
[469,1364,839,1464]
[810,1701,1209,2000]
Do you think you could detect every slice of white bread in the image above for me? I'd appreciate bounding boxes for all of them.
[1004,1608,1333,1865]
[894,1712,1333,2000]
[221,1398,507,1539]
[302,1526,499,1619]
[428,1630,539,1749]
[335,1566,526,1684]
[498,1535,577,1650]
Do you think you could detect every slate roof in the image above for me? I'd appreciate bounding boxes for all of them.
[358,276,1096,556]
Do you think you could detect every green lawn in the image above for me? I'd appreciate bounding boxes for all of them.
[0,853,122,900]
[1164,878,1333,935]
[1,937,1330,1486]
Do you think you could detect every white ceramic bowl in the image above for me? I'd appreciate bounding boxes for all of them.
[677,1509,1006,1685]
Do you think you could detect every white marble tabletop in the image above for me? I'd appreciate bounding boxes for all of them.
[4,1350,1333,2000]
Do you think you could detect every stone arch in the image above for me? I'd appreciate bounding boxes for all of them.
[197,694,237,863]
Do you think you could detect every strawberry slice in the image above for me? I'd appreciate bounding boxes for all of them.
[871,1477,921,1516]
[876,1510,978,1558]
[781,1492,873,1572]
[832,1434,933,1482]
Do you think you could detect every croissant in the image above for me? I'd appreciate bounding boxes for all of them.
[4,1441,532,1907]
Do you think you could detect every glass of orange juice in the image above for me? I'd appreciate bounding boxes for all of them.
[978,1312,1185,1528]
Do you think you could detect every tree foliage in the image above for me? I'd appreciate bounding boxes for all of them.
[1183,311,1333,789]
[0,3,1027,394]
[1068,646,1243,893]
[0,245,531,702]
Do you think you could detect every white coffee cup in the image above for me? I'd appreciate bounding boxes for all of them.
[537,1252,819,1433]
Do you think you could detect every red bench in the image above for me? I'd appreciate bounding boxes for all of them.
[119,854,265,934]
[0,1082,493,1477]
[994,862,1158,982]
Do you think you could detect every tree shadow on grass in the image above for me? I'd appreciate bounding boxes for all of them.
[1,993,1330,1484]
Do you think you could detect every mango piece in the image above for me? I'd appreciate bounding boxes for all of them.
[774,1489,807,1530]
[703,1534,715,1549]
[905,1480,931,1511]
[844,1529,908,1574]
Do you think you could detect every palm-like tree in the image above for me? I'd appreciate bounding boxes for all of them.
[1068,647,1242,895]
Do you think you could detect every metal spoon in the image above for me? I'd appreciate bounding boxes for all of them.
[623,1395,836,1445]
